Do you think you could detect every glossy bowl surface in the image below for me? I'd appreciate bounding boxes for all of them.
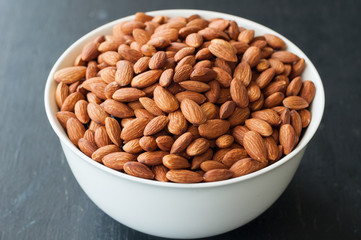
[44,9,325,239]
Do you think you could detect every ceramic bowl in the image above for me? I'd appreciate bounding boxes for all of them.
[44,9,325,239]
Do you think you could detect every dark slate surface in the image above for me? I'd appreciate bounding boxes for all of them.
[0,0,360,239]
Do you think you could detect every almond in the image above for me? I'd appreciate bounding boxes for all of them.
[243,131,268,163]
[167,110,188,135]
[198,119,230,139]
[271,51,300,63]
[151,28,179,41]
[232,125,249,146]
[91,144,121,163]
[115,60,134,86]
[180,99,207,125]
[123,138,143,154]
[215,134,234,149]
[280,107,291,125]
[186,138,210,156]
[230,79,249,108]
[191,149,213,170]
[279,124,296,155]
[251,109,281,126]
[201,102,218,119]
[263,80,288,97]
[133,28,150,45]
[166,170,202,183]
[179,26,201,38]
[123,162,155,180]
[286,76,302,96]
[290,58,306,78]
[242,46,261,67]
[78,138,98,157]
[153,86,179,113]
[66,118,85,147]
[245,118,273,137]
[61,92,85,112]
[268,58,285,75]
[104,117,122,146]
[208,39,237,62]
[195,48,213,60]
[200,160,227,172]
[55,82,69,108]
[263,136,279,161]
[139,136,157,151]
[82,77,107,100]
[102,152,136,171]
[121,117,150,141]
[222,148,248,167]
[118,47,142,63]
[163,154,191,169]
[149,51,167,69]
[102,99,134,118]
[131,69,163,88]
[264,92,285,109]
[87,103,109,125]
[219,101,236,119]
[185,33,203,48]
[298,109,311,128]
[255,68,276,89]
[133,57,150,74]
[101,51,121,66]
[283,96,309,110]
[213,67,232,87]
[56,111,77,128]
[299,81,316,104]
[152,165,169,182]
[173,64,193,82]
[174,47,195,62]
[238,29,254,43]
[228,107,250,127]
[94,126,111,147]
[112,88,146,102]
[87,92,102,104]
[199,27,229,41]
[81,41,100,61]
[178,81,210,92]
[137,151,168,166]
[74,100,89,124]
[247,81,261,102]
[156,136,174,151]
[159,68,174,87]
[203,169,233,182]
[170,132,193,154]
[230,158,265,178]
[264,34,286,49]
[290,110,302,137]
[143,115,169,136]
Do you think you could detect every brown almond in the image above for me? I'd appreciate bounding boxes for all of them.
[153,86,179,113]
[81,41,100,61]
[115,60,134,86]
[195,48,213,60]
[243,131,268,163]
[139,136,157,151]
[242,46,261,67]
[133,57,150,74]
[104,117,122,146]
[228,107,250,127]
[191,149,213,170]
[166,170,202,183]
[185,33,203,48]
[120,117,150,141]
[208,39,237,62]
[156,136,174,151]
[290,58,306,78]
[283,96,309,110]
[94,126,111,147]
[118,47,142,63]
[222,148,248,167]
[290,110,302,137]
[149,51,167,69]
[151,28,179,41]
[264,92,285,109]
[180,99,207,125]
[102,99,134,118]
[203,169,233,182]
[198,119,230,139]
[102,152,136,171]
[219,101,236,119]
[61,92,85,112]
[298,109,312,128]
[263,80,288,97]
[55,82,69,108]
[112,88,146,102]
[153,165,169,182]
[215,135,234,149]
[163,154,191,170]
[87,92,102,104]
[251,109,281,126]
[230,79,249,108]
[74,100,89,124]
[78,138,98,157]
[186,138,210,156]
[200,160,227,172]
[87,103,109,125]
[213,67,232,87]
[56,111,77,128]
[271,51,300,63]
[205,80,221,103]
[280,108,291,125]
[173,64,193,82]
[66,118,85,147]
[286,76,302,96]
[91,144,121,163]
[101,51,120,66]
[174,47,195,62]
[175,91,206,104]
[143,116,169,136]
[123,162,154,180]
[178,81,210,92]
[168,110,188,135]
[179,26,201,38]
[299,81,316,104]
[264,34,286,49]
[131,69,163,88]
[233,62,252,87]
[238,29,254,43]
[138,151,168,166]
[170,132,193,154]
[133,28,150,45]
[230,158,265,178]
[279,124,296,155]
[263,136,279,161]
[123,138,143,154]
[247,81,261,102]
[268,58,285,75]
[159,68,174,87]
[201,102,218,119]
[245,118,273,137]
[199,27,229,41]
[255,68,276,89]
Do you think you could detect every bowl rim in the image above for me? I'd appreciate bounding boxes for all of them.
[44,9,325,189]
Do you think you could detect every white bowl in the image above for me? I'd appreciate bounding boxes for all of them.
[44,9,325,239]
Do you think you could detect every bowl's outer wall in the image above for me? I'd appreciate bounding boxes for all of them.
[62,141,305,239]
[45,9,324,239]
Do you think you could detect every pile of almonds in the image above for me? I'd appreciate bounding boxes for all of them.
[54,12,315,183]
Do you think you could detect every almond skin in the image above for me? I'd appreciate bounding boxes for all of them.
[104,117,122,146]
[230,158,265,178]
[228,107,250,127]
[55,82,69,108]
[123,162,155,180]
[286,77,302,96]
[163,154,191,170]
[243,131,268,163]
[74,100,89,124]
[242,46,261,67]
[208,39,237,62]
[131,69,163,88]
[279,124,296,155]
[139,136,157,151]
[61,92,85,112]
[133,57,151,74]
[283,96,309,110]
[255,68,276,89]
[299,81,316,104]
[175,91,207,105]
[180,99,207,125]
[66,118,85,147]
[166,170,203,183]
[123,138,143,154]
[290,110,302,137]
[251,109,281,126]
[112,88,146,102]
[149,51,167,69]
[222,148,248,167]
[87,103,109,125]
[168,110,188,135]
[143,116,169,136]
[153,165,169,182]
[170,132,193,154]
[115,60,134,86]
[137,151,168,166]
[191,149,213,170]
[233,62,252,86]
[230,79,249,108]
[178,81,210,92]
[263,137,279,161]
[78,138,98,157]
[203,169,233,182]
[298,109,312,128]
[219,101,236,119]
[120,118,150,141]
[247,80,262,103]
[186,138,210,156]
[264,34,286,49]
[139,97,164,116]
[198,119,230,139]
[156,136,174,151]
[245,118,273,137]
[200,160,227,172]
[153,86,179,113]
[54,66,87,84]
[271,51,300,63]
[102,99,134,118]
[91,144,121,163]
[102,152,136,171]
[232,125,250,146]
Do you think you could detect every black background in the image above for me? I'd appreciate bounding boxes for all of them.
[0,0,360,239]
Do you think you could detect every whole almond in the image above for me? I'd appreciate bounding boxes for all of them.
[190,149,213,170]
[66,118,85,147]
[153,165,169,182]
[228,107,250,127]
[163,154,191,170]
[78,138,98,157]
[263,137,279,161]
[290,110,302,137]
[121,117,150,141]
[180,99,207,125]
[174,47,195,62]
[247,81,261,102]
[249,94,264,111]
[198,119,230,139]
[186,138,210,156]
[230,158,265,178]
[102,152,136,171]
[133,57,150,74]
[101,51,121,66]
[215,135,234,149]
[286,76,302,96]
[82,77,107,100]
[255,68,276,89]
[61,92,85,112]
[118,47,142,63]
[55,82,69,108]
[213,67,232,87]
[203,169,233,182]
[185,33,203,48]
[263,80,288,97]
[205,80,221,103]
[87,92,102,104]
[104,117,122,146]
[74,100,89,124]
[201,102,218,119]
[298,109,311,128]
[133,28,150,45]
[166,170,202,183]
[168,110,188,135]
[170,132,193,154]
[115,60,134,86]
[151,28,179,41]
[178,81,210,92]
[100,67,116,84]
[123,138,143,154]
[123,162,154,180]
[268,58,285,75]
[264,34,286,49]
[200,160,227,172]
[279,124,296,155]
[299,81,316,104]
[102,99,134,118]
[94,126,111,147]
[243,131,268,163]
[134,108,156,119]
[245,118,273,137]
[91,144,121,162]
[159,68,174,87]
[242,46,261,67]
[139,136,157,151]
[271,51,300,63]
[112,88,146,102]
[56,111,77,128]
[153,86,179,113]
[222,148,248,167]
[264,92,285,109]
[121,21,145,35]
[233,62,252,87]
[175,91,206,105]
[138,151,168,166]
[208,39,237,62]
[238,29,254,43]
[195,48,213,60]
[156,136,174,151]
[230,79,249,108]
[143,115,169,136]
[290,58,306,78]
[280,108,291,125]
[179,26,201,38]
[283,96,309,110]
[173,64,193,82]
[219,101,236,119]
[149,51,167,69]
[251,109,281,126]
[104,82,120,99]
[87,103,109,125]
[131,69,163,88]
[199,27,229,41]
